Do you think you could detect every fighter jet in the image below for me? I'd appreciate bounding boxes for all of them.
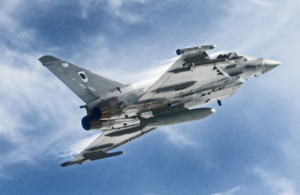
[39,45,280,167]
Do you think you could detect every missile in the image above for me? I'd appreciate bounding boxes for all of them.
[176,45,216,55]
[143,108,215,127]
[83,151,124,161]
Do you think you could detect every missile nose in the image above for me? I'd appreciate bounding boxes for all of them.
[211,108,216,113]
[262,59,281,74]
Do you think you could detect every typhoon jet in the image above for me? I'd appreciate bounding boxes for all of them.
[39,45,280,167]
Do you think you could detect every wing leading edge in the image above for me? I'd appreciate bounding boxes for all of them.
[123,48,235,115]
[61,125,156,167]
[136,51,229,103]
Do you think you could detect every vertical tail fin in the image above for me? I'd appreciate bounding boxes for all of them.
[39,55,125,103]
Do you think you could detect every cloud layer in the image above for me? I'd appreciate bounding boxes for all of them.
[0,0,300,194]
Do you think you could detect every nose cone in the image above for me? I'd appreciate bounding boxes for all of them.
[262,59,281,74]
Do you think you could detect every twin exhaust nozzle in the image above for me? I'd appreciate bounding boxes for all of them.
[176,45,216,55]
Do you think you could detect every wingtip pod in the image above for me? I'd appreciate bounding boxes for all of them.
[61,160,83,167]
[176,45,216,55]
[61,162,68,167]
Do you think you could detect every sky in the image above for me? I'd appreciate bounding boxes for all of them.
[0,0,299,194]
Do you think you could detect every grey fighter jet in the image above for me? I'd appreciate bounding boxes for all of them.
[39,45,280,167]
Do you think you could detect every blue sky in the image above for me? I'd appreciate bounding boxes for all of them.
[0,0,299,194]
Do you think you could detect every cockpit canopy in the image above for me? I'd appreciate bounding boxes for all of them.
[210,52,247,60]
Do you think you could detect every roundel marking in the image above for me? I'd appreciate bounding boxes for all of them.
[77,71,88,83]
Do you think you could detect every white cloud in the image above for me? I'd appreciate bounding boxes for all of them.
[0,7,179,175]
[203,0,299,58]
[254,167,300,195]
[0,1,300,190]
[160,126,198,148]
[107,0,147,23]
[79,0,98,19]
[0,30,175,178]
[79,0,147,24]
[211,185,243,195]
[58,133,100,161]
[0,173,14,180]
[250,0,276,7]
[0,48,81,175]
[70,33,176,86]
[0,9,95,174]
[0,1,37,49]
[281,139,300,163]
[119,57,175,87]
[108,0,123,9]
